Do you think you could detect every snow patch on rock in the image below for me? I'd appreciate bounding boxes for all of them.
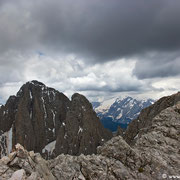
[78,126,83,134]
[42,140,56,154]
[0,127,13,157]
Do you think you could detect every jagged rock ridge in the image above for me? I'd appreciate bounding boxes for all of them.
[0,80,112,159]
[124,91,180,144]
[55,93,111,156]
[0,99,179,180]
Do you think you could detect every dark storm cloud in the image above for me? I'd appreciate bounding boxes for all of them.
[0,0,6,6]
[76,84,141,93]
[133,52,180,79]
[1,0,180,61]
[30,0,180,61]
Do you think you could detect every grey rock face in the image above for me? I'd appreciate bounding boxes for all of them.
[0,80,70,158]
[0,81,112,159]
[49,102,180,180]
[0,101,179,179]
[54,93,112,156]
[0,144,55,180]
[124,92,180,144]
[134,103,180,176]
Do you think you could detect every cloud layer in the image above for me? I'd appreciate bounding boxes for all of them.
[0,0,180,102]
[1,0,180,60]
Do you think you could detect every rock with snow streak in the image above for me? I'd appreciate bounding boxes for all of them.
[54,93,112,156]
[0,80,112,159]
[0,80,71,158]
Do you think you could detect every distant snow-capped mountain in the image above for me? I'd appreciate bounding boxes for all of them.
[92,97,154,131]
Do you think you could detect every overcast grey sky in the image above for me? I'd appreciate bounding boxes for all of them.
[0,0,180,103]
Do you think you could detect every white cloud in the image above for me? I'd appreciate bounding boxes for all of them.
[0,51,167,103]
[0,52,179,103]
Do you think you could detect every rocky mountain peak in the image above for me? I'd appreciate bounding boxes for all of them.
[54,92,112,156]
[0,81,71,157]
[16,80,59,100]
[0,81,112,159]
[29,80,45,85]
[71,93,93,112]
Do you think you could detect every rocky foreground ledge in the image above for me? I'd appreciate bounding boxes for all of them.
[0,103,180,180]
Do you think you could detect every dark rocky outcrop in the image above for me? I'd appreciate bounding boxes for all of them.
[124,92,180,145]
[115,125,124,136]
[0,80,112,159]
[54,93,112,156]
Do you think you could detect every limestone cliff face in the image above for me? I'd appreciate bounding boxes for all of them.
[0,81,112,158]
[124,92,180,144]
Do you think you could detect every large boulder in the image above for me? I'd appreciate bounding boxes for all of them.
[0,144,55,180]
